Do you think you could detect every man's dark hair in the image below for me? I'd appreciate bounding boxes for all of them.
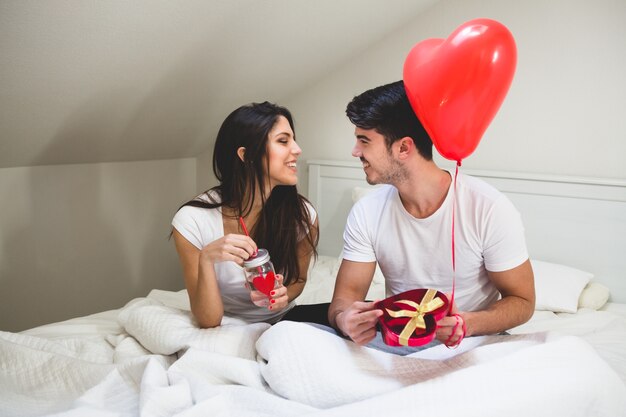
[346,80,433,160]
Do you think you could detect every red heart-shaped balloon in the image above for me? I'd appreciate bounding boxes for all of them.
[403,18,517,164]
[252,271,276,296]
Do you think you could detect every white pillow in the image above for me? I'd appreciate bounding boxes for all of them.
[578,282,610,310]
[532,259,593,313]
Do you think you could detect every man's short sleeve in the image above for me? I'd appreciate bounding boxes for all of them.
[342,202,377,263]
[482,196,529,272]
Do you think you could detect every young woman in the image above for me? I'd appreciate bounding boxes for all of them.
[171,101,323,328]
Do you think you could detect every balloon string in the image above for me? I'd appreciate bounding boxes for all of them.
[450,162,460,315]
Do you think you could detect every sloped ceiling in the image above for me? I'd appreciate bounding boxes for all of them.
[0,0,437,168]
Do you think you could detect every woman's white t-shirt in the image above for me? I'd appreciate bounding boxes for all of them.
[172,192,317,323]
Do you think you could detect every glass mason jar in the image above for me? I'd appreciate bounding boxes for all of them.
[242,249,279,307]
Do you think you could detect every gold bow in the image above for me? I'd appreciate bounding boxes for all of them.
[385,288,444,346]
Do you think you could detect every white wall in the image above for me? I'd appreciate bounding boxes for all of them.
[0,158,196,332]
[286,0,626,197]
[3,0,624,331]
[195,147,218,194]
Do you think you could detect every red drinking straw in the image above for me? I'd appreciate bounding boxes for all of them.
[239,216,258,257]
[239,216,250,236]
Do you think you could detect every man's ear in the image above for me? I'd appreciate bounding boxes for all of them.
[237,147,246,162]
[397,137,414,160]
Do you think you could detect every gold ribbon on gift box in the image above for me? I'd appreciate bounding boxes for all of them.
[385,288,445,346]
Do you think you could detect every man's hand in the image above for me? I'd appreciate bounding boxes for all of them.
[435,295,466,346]
[336,301,383,345]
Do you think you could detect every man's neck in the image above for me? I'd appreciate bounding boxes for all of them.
[395,161,452,219]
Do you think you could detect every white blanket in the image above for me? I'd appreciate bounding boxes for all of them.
[1,295,625,417]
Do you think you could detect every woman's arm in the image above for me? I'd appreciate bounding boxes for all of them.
[286,217,319,302]
[172,228,256,328]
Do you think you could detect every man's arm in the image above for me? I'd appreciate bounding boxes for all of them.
[328,259,383,345]
[436,259,535,343]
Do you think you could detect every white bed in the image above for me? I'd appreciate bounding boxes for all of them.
[1,159,626,417]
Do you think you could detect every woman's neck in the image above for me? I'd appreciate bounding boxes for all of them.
[222,187,265,227]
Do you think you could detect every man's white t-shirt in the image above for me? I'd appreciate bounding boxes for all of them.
[342,172,528,312]
[172,191,317,323]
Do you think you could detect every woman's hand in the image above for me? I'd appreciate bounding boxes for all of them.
[248,274,290,310]
[200,234,257,265]
[268,274,289,311]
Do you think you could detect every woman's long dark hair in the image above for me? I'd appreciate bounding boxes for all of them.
[176,101,317,285]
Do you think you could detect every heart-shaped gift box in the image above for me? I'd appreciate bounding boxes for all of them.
[375,288,449,347]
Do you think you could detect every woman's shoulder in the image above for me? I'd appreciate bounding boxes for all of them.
[299,196,318,224]
[173,191,222,223]
[195,189,222,204]
[172,192,224,249]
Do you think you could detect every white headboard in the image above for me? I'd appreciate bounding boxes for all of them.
[307,159,626,303]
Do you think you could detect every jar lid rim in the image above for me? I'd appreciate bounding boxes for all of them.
[243,248,270,268]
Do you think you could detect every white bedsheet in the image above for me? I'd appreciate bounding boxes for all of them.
[510,306,626,383]
[2,291,626,417]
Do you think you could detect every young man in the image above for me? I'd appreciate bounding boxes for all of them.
[328,81,534,350]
